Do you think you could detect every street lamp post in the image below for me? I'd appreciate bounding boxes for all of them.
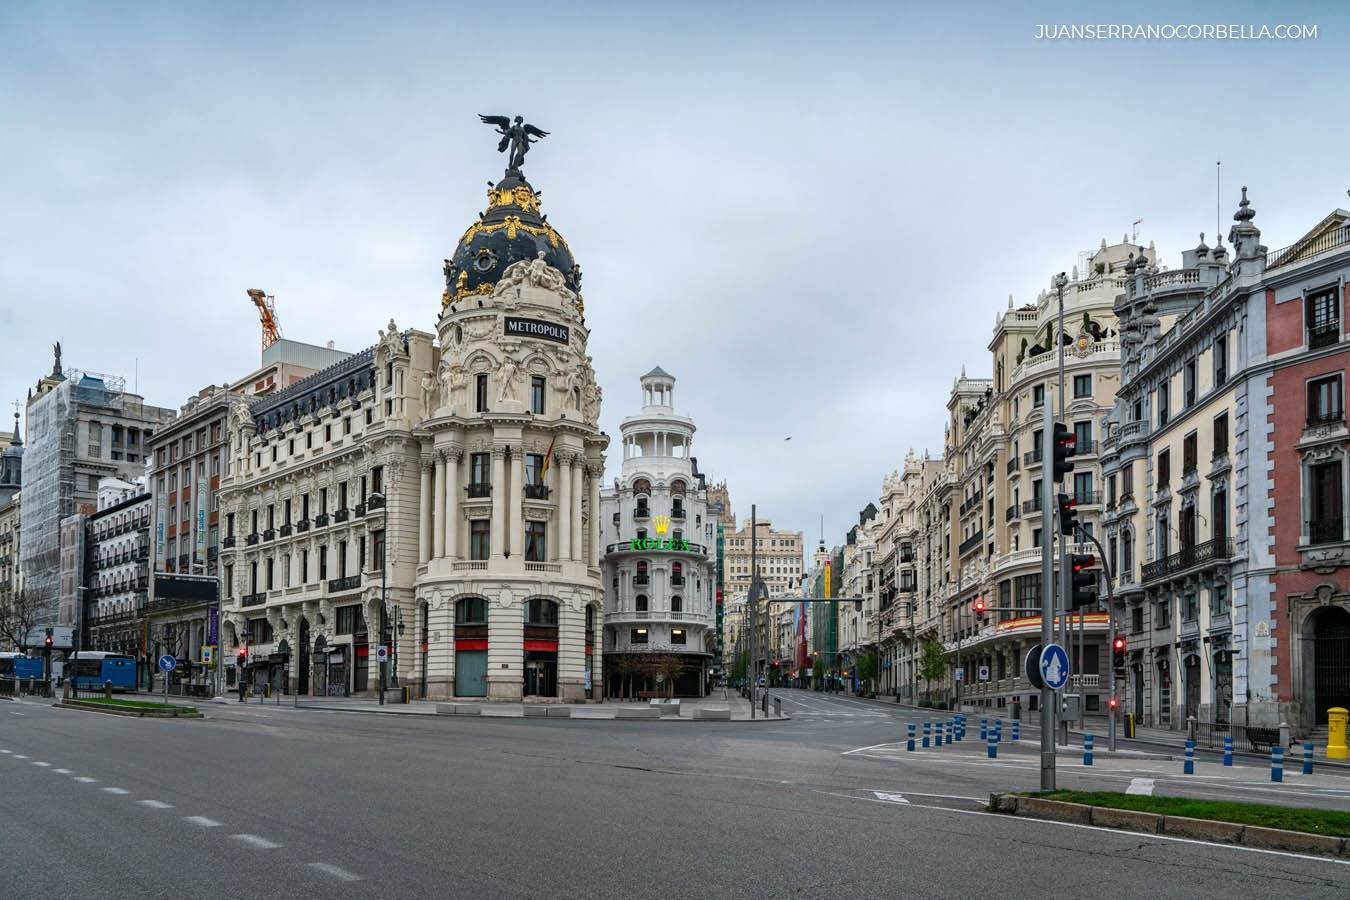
[1053,270,1071,747]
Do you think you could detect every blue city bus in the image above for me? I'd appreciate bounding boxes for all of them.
[0,652,45,680]
[69,652,137,692]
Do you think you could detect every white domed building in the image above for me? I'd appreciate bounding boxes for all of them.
[599,368,717,697]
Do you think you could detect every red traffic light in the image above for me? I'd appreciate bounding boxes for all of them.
[973,598,985,614]
[1113,637,1126,652]
[1108,696,1119,709]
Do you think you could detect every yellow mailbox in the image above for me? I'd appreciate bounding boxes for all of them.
[1328,707,1348,760]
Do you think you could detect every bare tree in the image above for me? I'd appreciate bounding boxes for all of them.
[645,653,685,699]
[0,590,39,652]
[614,655,642,700]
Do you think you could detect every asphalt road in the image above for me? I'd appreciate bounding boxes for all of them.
[2,691,1347,899]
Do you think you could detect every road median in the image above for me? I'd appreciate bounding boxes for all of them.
[991,790,1350,858]
[55,697,203,719]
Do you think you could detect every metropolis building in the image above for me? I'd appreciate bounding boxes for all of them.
[219,127,609,701]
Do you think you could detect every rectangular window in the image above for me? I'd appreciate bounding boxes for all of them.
[1122,462,1134,498]
[671,628,686,645]
[1213,333,1228,385]
[470,519,491,560]
[1073,374,1091,398]
[1157,381,1169,426]
[525,520,547,562]
[1307,374,1344,427]
[530,376,545,415]
[470,452,490,486]
[371,531,384,572]
[525,453,545,486]
[1184,359,1197,407]
[1073,421,1092,455]
[301,548,309,583]
[338,540,348,577]
[358,535,366,571]
[1107,474,1117,506]
[1182,592,1199,623]
[343,417,352,435]
[1157,449,1170,490]
[1309,462,1344,545]
[1183,432,1198,474]
[630,627,649,645]
[371,465,383,495]
[1211,584,1229,617]
[1307,288,1340,349]
[318,545,328,580]
[475,374,489,412]
[224,565,234,598]
[319,487,328,514]
[283,498,291,525]
[336,604,360,635]
[226,512,235,538]
[1033,384,1045,407]
[338,481,348,510]
[265,557,274,590]
[1073,471,1093,504]
[1213,412,1229,458]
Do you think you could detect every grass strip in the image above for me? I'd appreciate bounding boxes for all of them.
[1026,790,1350,838]
[73,696,198,713]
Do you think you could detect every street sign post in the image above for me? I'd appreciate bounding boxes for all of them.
[978,665,990,682]
[1024,644,1045,690]
[954,667,965,683]
[158,655,176,706]
[1040,644,1069,691]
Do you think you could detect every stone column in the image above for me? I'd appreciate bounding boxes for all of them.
[418,459,432,564]
[557,453,573,561]
[444,447,461,560]
[588,463,601,567]
[433,452,446,559]
[490,448,506,560]
[509,449,524,559]
[570,463,584,562]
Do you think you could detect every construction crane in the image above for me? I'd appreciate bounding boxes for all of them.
[246,289,281,351]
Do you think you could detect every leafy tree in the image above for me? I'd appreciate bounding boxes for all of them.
[918,639,948,699]
[730,648,749,683]
[856,648,879,693]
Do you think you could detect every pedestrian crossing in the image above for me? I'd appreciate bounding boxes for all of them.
[773,691,891,719]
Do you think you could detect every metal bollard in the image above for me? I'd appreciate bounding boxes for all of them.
[1302,741,1314,776]
[1223,735,1233,767]
[946,720,953,745]
[1271,746,1284,783]
[980,718,988,741]
[1083,734,1095,766]
[907,722,916,752]
[955,714,965,742]
[987,733,998,759]
[922,720,931,748]
[1012,719,1020,742]
[1183,739,1195,775]
[994,719,1003,743]
[774,697,782,718]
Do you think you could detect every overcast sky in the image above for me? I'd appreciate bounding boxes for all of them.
[3,1,1347,557]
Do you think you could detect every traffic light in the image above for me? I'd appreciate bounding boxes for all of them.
[1057,492,1078,537]
[1070,554,1098,608]
[43,627,53,649]
[1052,422,1076,481]
[1108,695,1119,710]
[973,596,986,622]
[854,598,863,613]
[1112,636,1127,674]
[236,645,247,666]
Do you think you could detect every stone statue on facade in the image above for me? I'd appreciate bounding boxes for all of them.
[497,355,522,402]
[420,371,438,416]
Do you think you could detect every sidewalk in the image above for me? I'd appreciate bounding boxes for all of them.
[217,690,782,722]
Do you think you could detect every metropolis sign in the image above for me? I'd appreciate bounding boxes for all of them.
[504,316,569,344]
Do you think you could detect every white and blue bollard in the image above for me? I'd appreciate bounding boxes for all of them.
[922,720,931,748]
[1083,733,1095,766]
[945,720,953,745]
[1303,742,1314,776]
[1271,746,1284,782]
[994,719,1003,743]
[1223,735,1233,766]
[906,722,916,752]
[1183,739,1195,775]
[987,733,998,759]
[1012,719,1020,742]
[980,718,988,741]
[955,714,965,742]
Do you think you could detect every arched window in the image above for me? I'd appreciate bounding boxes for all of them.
[526,597,559,626]
[585,606,594,633]
[635,594,648,613]
[455,596,487,625]
[671,595,682,613]
[670,479,686,495]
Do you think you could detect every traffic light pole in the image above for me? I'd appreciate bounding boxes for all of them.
[1073,523,1117,752]
[1055,271,1070,748]
[1040,399,1056,790]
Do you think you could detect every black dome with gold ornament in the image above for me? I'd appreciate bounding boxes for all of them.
[441,170,579,309]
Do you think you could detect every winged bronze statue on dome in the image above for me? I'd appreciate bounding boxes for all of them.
[478,114,549,173]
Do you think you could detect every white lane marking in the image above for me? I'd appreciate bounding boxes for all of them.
[137,800,174,809]
[230,834,282,849]
[872,791,910,804]
[0,749,11,753]
[184,816,222,828]
[308,862,361,882]
[31,761,51,767]
[101,787,130,795]
[13,754,28,759]
[9,711,25,716]
[53,768,72,774]
[74,776,98,783]
[1126,777,1155,796]
[842,741,905,756]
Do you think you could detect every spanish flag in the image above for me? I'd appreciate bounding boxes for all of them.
[540,433,557,478]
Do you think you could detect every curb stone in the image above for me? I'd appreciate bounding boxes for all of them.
[994,794,1348,858]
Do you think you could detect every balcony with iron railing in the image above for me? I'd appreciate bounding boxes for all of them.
[1266,223,1350,270]
[263,528,276,541]
[1021,497,1043,515]
[633,507,650,520]
[1006,455,1020,475]
[327,574,362,593]
[1005,504,1019,523]
[958,530,984,556]
[279,523,293,537]
[245,533,259,546]
[353,503,366,517]
[296,519,310,533]
[1141,537,1232,582]
[523,484,551,500]
[1308,321,1342,350]
[1309,517,1345,545]
[633,575,650,586]
[334,508,350,523]
[670,576,685,587]
[465,483,491,499]
[366,493,385,510]
[241,592,266,607]
[671,508,686,521]
[1307,407,1345,429]
[314,513,329,527]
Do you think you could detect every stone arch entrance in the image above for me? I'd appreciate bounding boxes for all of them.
[1183,653,1201,722]
[1305,605,1350,727]
[1213,648,1233,724]
[298,618,310,695]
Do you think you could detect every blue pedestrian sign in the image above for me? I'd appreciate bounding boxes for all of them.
[157,654,177,673]
[1039,644,1069,691]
